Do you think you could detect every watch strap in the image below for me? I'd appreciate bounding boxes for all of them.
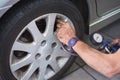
[68,37,79,52]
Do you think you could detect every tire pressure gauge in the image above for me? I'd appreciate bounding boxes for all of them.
[90,32,103,45]
[90,32,120,53]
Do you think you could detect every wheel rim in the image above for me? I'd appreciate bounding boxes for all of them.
[10,13,74,80]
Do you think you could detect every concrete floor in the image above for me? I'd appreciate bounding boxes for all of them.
[61,19,120,80]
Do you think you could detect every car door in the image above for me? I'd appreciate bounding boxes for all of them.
[95,0,120,16]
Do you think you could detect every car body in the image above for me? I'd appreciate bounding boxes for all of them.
[0,0,120,80]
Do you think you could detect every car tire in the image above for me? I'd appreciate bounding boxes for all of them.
[0,0,84,80]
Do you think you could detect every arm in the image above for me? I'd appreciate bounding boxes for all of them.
[73,40,120,78]
[56,20,120,78]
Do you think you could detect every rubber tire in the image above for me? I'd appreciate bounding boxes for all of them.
[0,0,84,80]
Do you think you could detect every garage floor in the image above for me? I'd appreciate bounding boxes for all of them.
[61,19,120,80]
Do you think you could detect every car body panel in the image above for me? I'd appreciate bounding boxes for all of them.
[96,0,120,16]
[89,8,120,33]
[87,0,120,33]
[0,0,19,17]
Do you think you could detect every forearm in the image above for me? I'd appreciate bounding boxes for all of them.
[73,40,118,77]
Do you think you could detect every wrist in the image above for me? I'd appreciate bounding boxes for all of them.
[68,37,79,52]
[72,41,83,51]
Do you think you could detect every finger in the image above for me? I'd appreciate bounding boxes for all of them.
[56,28,61,36]
[57,19,66,25]
[57,23,66,29]
[57,23,62,28]
[56,32,62,40]
[109,39,119,46]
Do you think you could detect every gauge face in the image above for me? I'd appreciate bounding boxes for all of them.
[93,33,103,43]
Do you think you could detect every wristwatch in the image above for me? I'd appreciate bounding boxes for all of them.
[68,37,79,52]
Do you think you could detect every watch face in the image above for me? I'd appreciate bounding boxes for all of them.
[93,33,103,43]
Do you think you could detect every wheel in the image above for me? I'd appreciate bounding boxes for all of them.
[0,0,84,80]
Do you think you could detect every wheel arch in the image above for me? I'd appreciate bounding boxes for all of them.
[70,0,90,34]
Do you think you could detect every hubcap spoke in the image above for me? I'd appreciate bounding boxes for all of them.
[22,63,38,80]
[11,55,32,72]
[50,60,60,73]
[44,13,57,37]
[12,41,35,54]
[53,46,70,58]
[38,66,46,80]
[27,21,44,43]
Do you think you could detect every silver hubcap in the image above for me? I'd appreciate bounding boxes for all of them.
[10,13,74,80]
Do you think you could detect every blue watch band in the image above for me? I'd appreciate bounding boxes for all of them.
[68,37,79,52]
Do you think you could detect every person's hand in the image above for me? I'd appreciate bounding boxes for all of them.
[56,20,76,45]
[110,39,120,46]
